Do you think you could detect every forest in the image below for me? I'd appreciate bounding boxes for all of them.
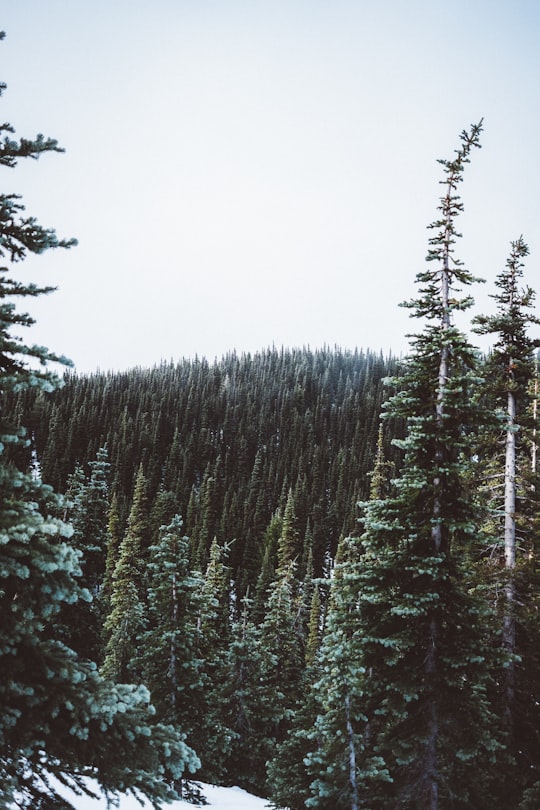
[1,34,540,810]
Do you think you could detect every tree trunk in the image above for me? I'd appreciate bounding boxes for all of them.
[423,226,452,809]
[503,388,517,729]
[423,614,439,810]
[344,693,359,810]
[532,360,538,475]
[170,570,178,715]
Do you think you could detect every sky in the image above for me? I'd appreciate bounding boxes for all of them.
[2,0,540,373]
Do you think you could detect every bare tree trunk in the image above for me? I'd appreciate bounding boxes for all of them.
[344,693,359,810]
[503,388,517,729]
[423,224,451,810]
[170,570,178,715]
[532,359,538,476]
[423,614,439,810]
[432,229,451,556]
[505,389,517,570]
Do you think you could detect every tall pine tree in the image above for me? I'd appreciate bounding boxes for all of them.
[473,237,540,801]
[101,465,149,682]
[306,122,505,809]
[0,36,197,809]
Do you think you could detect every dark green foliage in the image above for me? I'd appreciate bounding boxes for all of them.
[3,346,400,796]
[5,61,539,808]
[58,447,111,661]
[101,466,149,682]
[134,515,234,784]
[302,122,507,809]
[0,39,198,809]
[7,347,397,596]
[472,238,540,801]
[223,601,279,795]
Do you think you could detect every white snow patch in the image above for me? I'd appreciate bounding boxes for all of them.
[32,779,271,810]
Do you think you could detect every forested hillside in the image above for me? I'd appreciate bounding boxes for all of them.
[3,33,540,809]
[6,347,397,592]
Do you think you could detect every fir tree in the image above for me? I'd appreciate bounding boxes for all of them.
[0,38,198,808]
[223,599,279,794]
[473,237,540,800]
[60,447,111,660]
[306,122,505,809]
[135,517,234,788]
[99,491,122,620]
[277,488,300,570]
[304,537,385,810]
[101,465,149,681]
[252,512,281,623]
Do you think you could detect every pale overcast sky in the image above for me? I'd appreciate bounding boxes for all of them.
[2,1,540,372]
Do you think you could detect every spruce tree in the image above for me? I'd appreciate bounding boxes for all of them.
[99,491,122,620]
[224,599,279,794]
[473,237,540,800]
[135,517,235,789]
[303,537,385,810]
[60,447,111,661]
[0,37,198,809]
[306,122,505,809]
[101,465,149,682]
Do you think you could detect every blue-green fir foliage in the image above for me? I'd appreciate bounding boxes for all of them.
[305,122,506,809]
[0,38,198,808]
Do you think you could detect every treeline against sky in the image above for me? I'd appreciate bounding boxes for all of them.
[7,347,397,593]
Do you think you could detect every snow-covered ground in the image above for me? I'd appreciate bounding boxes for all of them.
[44,780,271,810]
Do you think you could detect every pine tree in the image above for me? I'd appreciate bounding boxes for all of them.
[135,517,235,789]
[473,237,540,800]
[252,512,281,623]
[306,122,505,809]
[101,465,149,681]
[0,38,198,808]
[99,491,122,620]
[277,488,300,570]
[60,447,111,660]
[223,599,279,794]
[303,537,385,810]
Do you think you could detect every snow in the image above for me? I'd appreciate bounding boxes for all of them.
[39,780,271,810]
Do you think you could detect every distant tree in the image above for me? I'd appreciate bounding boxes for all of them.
[99,491,122,620]
[60,447,110,660]
[252,512,281,623]
[101,465,149,681]
[277,488,300,570]
[0,37,197,809]
[223,599,279,794]
[135,518,235,789]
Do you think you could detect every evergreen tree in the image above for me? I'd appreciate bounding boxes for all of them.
[101,465,149,681]
[252,512,281,623]
[304,582,323,667]
[277,488,300,570]
[99,491,122,620]
[223,600,279,795]
[60,447,110,660]
[303,537,383,810]
[254,558,306,795]
[136,517,234,788]
[306,122,505,809]
[473,237,540,800]
[0,39,197,808]
[202,536,232,643]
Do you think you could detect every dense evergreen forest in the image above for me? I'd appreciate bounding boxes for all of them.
[7,347,397,591]
[4,346,400,798]
[2,33,540,810]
